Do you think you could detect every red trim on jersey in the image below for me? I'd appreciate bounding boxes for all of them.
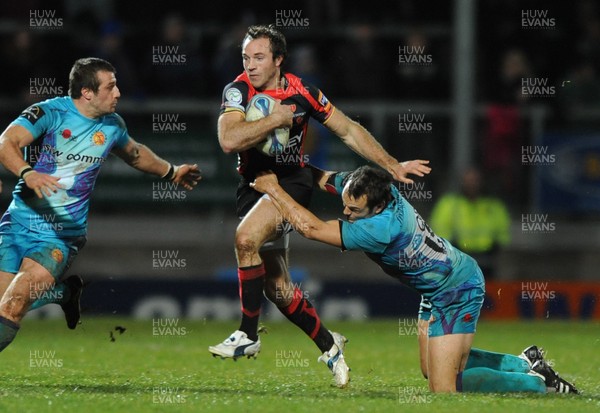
[231,71,333,172]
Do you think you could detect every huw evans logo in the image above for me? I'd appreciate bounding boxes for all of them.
[29,10,63,29]
[521,10,555,29]
[521,146,556,166]
[29,78,63,97]
[521,78,556,98]
[152,114,187,134]
[398,112,432,133]
[152,46,187,65]
[521,214,555,233]
[398,45,432,65]
[275,10,309,28]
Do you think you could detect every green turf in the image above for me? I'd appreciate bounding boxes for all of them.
[0,318,598,412]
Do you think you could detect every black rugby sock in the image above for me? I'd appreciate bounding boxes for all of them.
[237,263,265,341]
[280,288,334,353]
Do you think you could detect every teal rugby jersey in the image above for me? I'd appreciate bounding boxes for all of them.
[6,96,129,237]
[332,172,483,303]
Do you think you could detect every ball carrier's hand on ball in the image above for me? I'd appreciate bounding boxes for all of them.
[271,99,294,129]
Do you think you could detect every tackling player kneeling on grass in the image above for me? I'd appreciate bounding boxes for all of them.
[0,57,201,353]
[250,165,578,394]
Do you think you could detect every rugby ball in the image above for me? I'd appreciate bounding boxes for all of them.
[245,93,290,157]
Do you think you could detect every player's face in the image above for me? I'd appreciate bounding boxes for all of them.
[89,70,121,116]
[342,185,378,223]
[242,37,282,91]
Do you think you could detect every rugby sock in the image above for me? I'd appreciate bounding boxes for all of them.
[237,263,266,341]
[466,348,530,373]
[28,282,70,311]
[280,287,333,353]
[457,367,546,393]
[0,315,20,352]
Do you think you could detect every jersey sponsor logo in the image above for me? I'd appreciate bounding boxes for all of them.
[292,110,306,124]
[20,105,46,125]
[92,131,106,146]
[66,153,107,164]
[225,88,243,106]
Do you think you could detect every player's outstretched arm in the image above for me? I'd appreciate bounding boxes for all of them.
[307,160,431,195]
[324,110,431,183]
[112,137,201,190]
[251,171,342,247]
[218,101,293,153]
[0,124,62,198]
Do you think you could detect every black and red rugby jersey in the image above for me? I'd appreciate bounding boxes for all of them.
[219,71,335,179]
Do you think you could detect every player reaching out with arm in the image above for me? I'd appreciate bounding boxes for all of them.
[0,57,200,355]
[250,167,578,394]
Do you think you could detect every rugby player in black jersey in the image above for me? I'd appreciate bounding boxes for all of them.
[209,24,430,387]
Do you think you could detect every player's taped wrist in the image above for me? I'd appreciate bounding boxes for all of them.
[161,163,177,181]
[19,165,34,180]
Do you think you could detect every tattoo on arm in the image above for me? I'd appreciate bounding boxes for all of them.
[130,143,140,161]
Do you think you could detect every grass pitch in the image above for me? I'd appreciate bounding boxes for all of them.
[0,318,598,413]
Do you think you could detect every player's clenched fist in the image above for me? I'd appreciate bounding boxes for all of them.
[23,171,63,198]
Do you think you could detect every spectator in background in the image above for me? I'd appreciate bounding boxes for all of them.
[0,29,48,104]
[556,59,600,125]
[395,29,446,100]
[288,44,330,169]
[429,166,511,280]
[212,14,255,95]
[144,12,204,97]
[330,24,387,98]
[481,48,531,207]
[94,20,144,98]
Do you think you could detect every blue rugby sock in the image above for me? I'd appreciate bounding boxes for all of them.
[458,367,546,393]
[466,348,530,373]
[29,282,70,311]
[0,315,20,352]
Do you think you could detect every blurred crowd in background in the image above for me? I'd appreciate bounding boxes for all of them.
[0,0,599,216]
[1,0,598,102]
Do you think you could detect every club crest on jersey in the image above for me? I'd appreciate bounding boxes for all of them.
[51,249,64,264]
[92,131,106,146]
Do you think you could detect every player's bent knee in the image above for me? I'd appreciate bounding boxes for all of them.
[234,233,259,256]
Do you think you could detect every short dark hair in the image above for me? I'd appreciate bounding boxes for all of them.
[68,57,116,98]
[243,24,288,63]
[346,166,393,211]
